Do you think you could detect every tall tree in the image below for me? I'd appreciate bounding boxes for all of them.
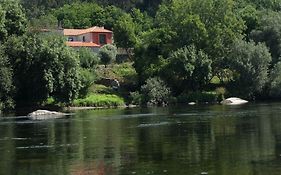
[4,34,81,106]
[228,40,271,98]
[0,0,27,42]
[250,11,281,65]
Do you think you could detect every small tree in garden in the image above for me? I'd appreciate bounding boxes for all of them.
[141,77,171,106]
[99,44,117,67]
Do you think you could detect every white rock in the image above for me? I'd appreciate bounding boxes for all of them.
[221,97,248,105]
[27,110,67,120]
[188,102,196,105]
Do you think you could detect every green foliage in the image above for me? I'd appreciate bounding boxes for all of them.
[29,13,57,30]
[228,40,272,98]
[113,14,138,49]
[129,91,143,105]
[0,47,14,109]
[79,69,96,98]
[54,3,125,29]
[0,0,27,42]
[112,62,137,83]
[215,87,227,101]
[155,0,245,61]
[250,11,281,64]
[236,4,260,37]
[73,93,125,107]
[177,91,218,104]
[99,44,117,67]
[114,9,152,59]
[141,77,171,106]
[165,45,212,93]
[269,62,281,98]
[78,47,99,69]
[134,27,176,82]
[4,33,81,106]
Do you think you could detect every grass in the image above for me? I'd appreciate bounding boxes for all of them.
[72,93,125,107]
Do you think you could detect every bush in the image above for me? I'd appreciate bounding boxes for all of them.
[141,77,171,106]
[269,62,281,98]
[129,91,143,105]
[177,91,218,104]
[0,47,14,110]
[79,69,96,98]
[73,93,125,107]
[78,47,99,69]
[215,87,227,101]
[99,44,117,67]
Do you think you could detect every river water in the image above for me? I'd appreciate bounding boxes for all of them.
[1,103,281,175]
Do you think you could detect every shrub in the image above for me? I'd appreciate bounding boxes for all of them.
[215,87,227,101]
[79,69,96,98]
[78,47,99,69]
[99,44,117,67]
[177,91,218,104]
[73,93,125,107]
[141,77,171,106]
[0,47,14,110]
[269,62,281,98]
[129,91,143,105]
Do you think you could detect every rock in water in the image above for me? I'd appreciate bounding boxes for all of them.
[221,97,248,105]
[188,102,196,105]
[27,110,67,120]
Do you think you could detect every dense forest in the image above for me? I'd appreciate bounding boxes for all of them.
[1,0,281,110]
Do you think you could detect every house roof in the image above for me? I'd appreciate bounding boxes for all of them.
[66,41,100,47]
[64,26,112,36]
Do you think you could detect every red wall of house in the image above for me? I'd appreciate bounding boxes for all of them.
[92,32,113,46]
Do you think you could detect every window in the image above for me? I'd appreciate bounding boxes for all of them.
[82,36,86,42]
[99,34,106,44]
[68,37,74,41]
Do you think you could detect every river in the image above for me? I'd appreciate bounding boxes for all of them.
[0,103,281,175]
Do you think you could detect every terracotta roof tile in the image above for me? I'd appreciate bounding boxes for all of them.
[66,41,100,47]
[64,26,112,36]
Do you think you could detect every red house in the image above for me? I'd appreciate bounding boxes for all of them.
[63,26,113,51]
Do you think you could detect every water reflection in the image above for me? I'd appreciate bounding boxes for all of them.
[0,103,281,175]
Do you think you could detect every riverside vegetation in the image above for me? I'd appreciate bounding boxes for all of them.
[1,0,281,111]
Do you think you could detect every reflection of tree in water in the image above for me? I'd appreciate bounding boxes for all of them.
[2,105,281,175]
[70,161,117,175]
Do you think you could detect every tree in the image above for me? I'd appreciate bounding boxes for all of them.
[29,14,58,30]
[269,62,281,98]
[155,0,244,60]
[4,34,81,106]
[0,47,14,110]
[228,40,271,98]
[236,4,260,38]
[164,45,212,94]
[133,0,244,86]
[113,14,137,60]
[250,11,281,65]
[0,0,27,42]
[78,47,99,69]
[141,77,171,106]
[99,44,117,67]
